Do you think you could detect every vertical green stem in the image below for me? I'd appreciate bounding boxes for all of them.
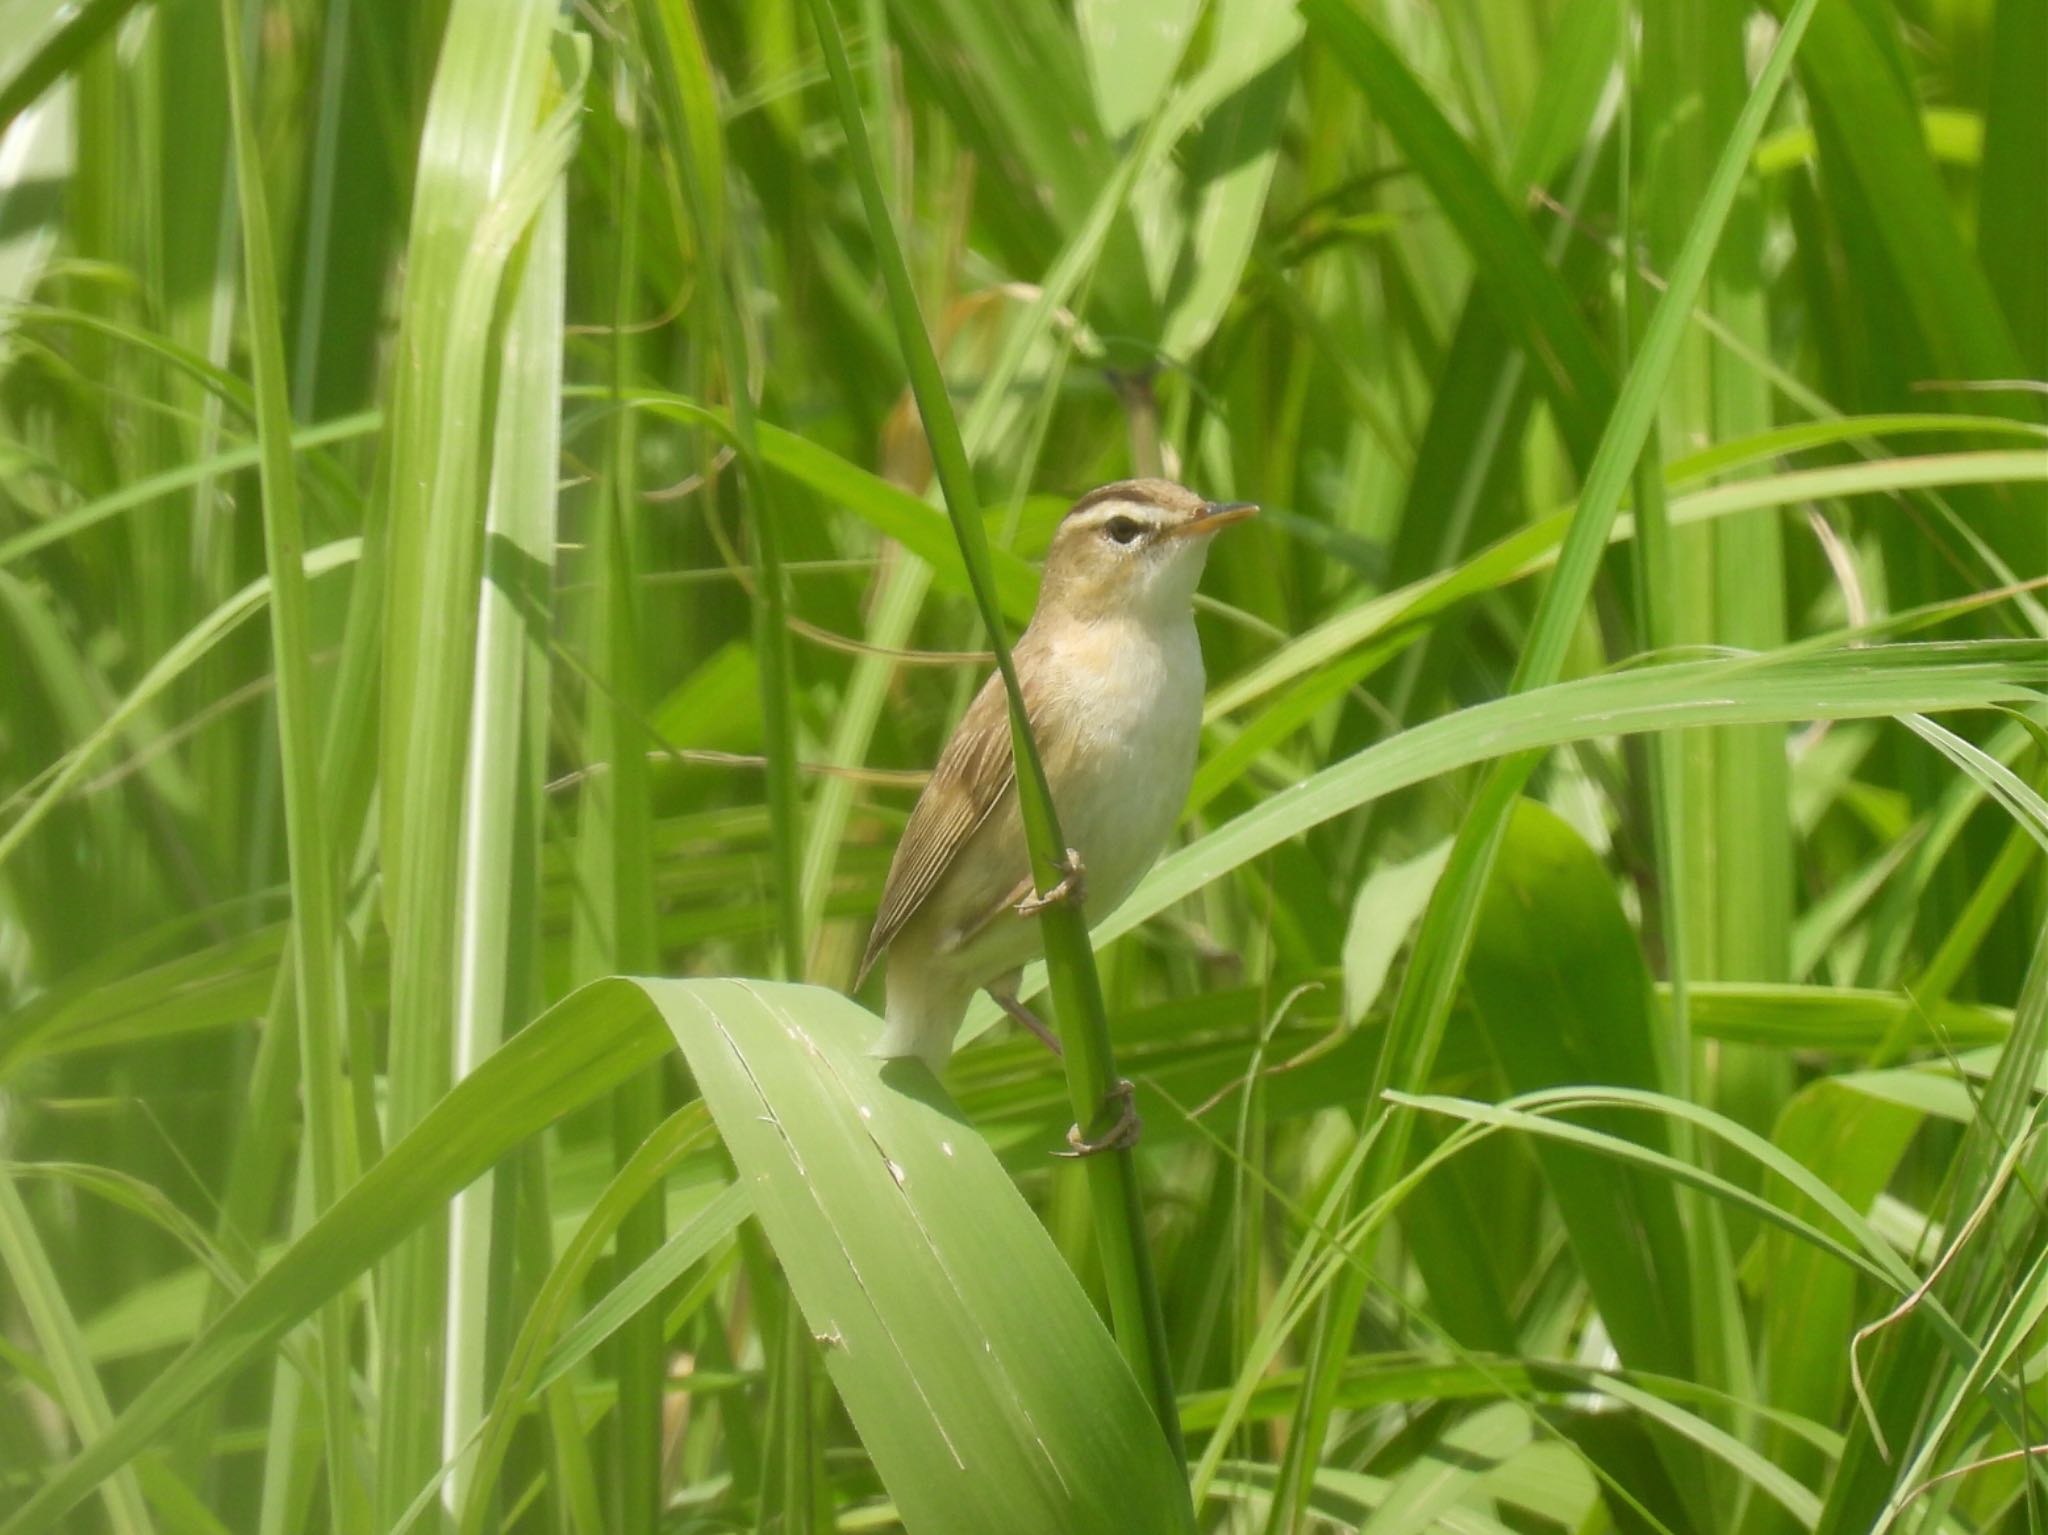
[216,0,364,1523]
[603,95,664,1534]
[798,0,1184,1469]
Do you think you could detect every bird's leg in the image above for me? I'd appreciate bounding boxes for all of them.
[988,986,1063,1057]
[1014,847,1087,917]
[1055,1078,1142,1158]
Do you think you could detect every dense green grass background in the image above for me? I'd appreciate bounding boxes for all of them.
[1,0,2045,1529]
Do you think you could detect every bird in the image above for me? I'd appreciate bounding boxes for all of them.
[857,478,1255,1131]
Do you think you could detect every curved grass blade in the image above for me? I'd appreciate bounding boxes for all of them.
[973,640,2048,1036]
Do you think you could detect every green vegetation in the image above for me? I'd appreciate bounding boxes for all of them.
[1,0,2044,1530]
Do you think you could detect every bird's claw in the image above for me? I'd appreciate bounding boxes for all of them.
[991,990,1064,1056]
[1015,848,1087,917]
[1055,1079,1141,1158]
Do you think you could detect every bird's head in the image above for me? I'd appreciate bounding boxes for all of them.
[1036,478,1257,625]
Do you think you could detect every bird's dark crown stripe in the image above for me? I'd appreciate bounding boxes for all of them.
[1064,479,1184,520]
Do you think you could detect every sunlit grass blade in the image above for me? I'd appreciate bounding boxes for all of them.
[215,0,363,1515]
[977,639,2045,1036]
[442,125,570,1513]
[659,978,1196,1535]
[372,7,575,1519]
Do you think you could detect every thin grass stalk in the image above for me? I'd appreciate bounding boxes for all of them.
[768,1297,821,1534]
[181,485,396,1468]
[1911,822,2035,1006]
[215,0,363,1520]
[1620,16,1761,1509]
[798,198,1099,978]
[252,1294,315,1535]
[1644,37,1793,1484]
[199,416,389,1503]
[1271,0,1826,1520]
[1619,0,1690,1118]
[798,0,1185,1471]
[599,82,664,1533]
[798,555,931,970]
[289,0,352,416]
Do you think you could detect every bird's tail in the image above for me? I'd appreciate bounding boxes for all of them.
[869,963,969,1073]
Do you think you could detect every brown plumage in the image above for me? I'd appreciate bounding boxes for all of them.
[860,478,1254,1068]
[856,664,1031,987]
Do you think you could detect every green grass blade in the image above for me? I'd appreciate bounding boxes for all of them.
[215,0,363,1516]
[977,640,2046,1032]
[442,113,570,1512]
[372,5,572,1516]
[1273,8,1826,1508]
[637,0,804,981]
[0,0,144,138]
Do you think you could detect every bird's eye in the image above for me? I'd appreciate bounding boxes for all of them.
[1105,516,1143,545]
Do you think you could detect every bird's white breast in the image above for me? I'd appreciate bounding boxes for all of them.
[1039,615,1204,918]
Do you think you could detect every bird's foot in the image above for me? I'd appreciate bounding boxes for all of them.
[1015,848,1087,917]
[1055,1079,1142,1158]
[991,989,1063,1056]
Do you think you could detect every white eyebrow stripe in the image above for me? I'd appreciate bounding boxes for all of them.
[1068,502,1166,531]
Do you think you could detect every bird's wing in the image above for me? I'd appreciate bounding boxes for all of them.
[857,667,1032,985]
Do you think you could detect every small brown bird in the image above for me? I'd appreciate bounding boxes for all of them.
[858,478,1255,1075]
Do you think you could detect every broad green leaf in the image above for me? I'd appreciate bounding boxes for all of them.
[660,979,1195,1535]
[1747,1078,1920,1532]
[1,977,1198,1535]
[1341,838,1451,1025]
[1156,0,1302,359]
[1075,0,1199,140]
[1467,803,1695,1378]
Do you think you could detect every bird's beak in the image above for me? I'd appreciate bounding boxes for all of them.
[1173,500,1260,538]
